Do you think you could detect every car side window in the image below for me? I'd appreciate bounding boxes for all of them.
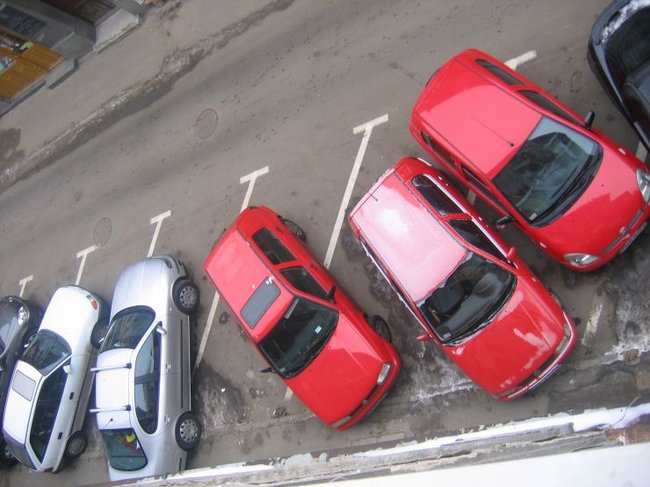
[460,166,508,213]
[30,366,67,462]
[476,59,522,86]
[448,219,505,262]
[420,131,455,166]
[520,90,581,126]
[134,331,161,435]
[280,267,329,301]
[412,175,463,216]
[252,228,296,265]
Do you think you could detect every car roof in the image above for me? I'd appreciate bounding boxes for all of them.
[414,53,541,178]
[204,221,294,343]
[95,348,134,430]
[350,169,467,303]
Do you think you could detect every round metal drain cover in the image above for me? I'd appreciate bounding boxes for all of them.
[94,217,112,247]
[195,108,218,139]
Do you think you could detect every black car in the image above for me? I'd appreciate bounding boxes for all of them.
[588,0,650,152]
[0,296,42,466]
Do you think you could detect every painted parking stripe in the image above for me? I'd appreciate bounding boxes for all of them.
[75,245,98,285]
[323,114,389,270]
[18,275,33,298]
[194,166,270,371]
[505,50,537,70]
[637,142,648,162]
[147,210,172,257]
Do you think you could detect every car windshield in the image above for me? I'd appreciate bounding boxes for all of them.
[493,117,601,224]
[258,298,338,378]
[101,429,147,471]
[21,330,70,376]
[418,252,514,344]
[101,307,155,352]
[603,4,650,85]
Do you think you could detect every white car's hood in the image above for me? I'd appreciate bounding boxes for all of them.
[41,287,99,349]
[2,361,41,443]
[95,348,133,430]
[111,258,174,318]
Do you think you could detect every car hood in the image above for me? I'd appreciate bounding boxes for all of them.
[41,287,99,350]
[95,348,133,429]
[285,315,384,425]
[111,259,173,319]
[531,148,645,257]
[446,279,564,396]
[2,361,41,444]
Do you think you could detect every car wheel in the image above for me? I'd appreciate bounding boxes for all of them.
[0,439,17,466]
[64,431,87,459]
[173,279,200,315]
[91,319,109,349]
[175,412,202,451]
[281,218,307,242]
[371,315,392,343]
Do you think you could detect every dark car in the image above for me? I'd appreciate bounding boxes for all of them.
[0,296,42,465]
[588,0,650,151]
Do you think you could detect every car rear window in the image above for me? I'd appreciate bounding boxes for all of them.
[476,59,521,85]
[253,228,296,264]
[101,429,147,471]
[412,175,463,216]
[241,278,281,328]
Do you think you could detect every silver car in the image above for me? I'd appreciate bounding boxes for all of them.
[93,255,201,481]
[2,286,107,472]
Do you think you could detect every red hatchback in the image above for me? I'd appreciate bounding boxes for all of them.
[349,157,576,400]
[203,206,401,430]
[411,48,650,271]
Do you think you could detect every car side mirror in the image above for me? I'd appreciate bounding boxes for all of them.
[506,247,517,261]
[155,323,167,336]
[495,215,514,229]
[327,286,336,303]
[584,111,595,130]
[63,363,72,375]
[260,367,274,374]
[416,333,431,342]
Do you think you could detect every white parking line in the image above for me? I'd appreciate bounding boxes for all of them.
[194,166,270,371]
[505,50,537,70]
[18,275,33,298]
[323,114,389,269]
[582,298,604,347]
[75,245,98,285]
[637,142,648,162]
[147,210,172,257]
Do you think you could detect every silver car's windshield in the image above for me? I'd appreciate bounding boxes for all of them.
[101,429,147,471]
[102,307,155,352]
[21,330,71,376]
[493,117,600,225]
[258,298,337,378]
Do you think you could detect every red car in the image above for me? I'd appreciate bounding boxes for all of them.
[203,206,401,430]
[410,48,650,271]
[348,157,576,400]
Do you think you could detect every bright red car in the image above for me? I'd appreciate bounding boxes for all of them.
[410,48,650,271]
[348,157,576,400]
[203,206,401,430]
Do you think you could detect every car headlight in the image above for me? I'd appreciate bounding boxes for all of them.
[555,322,572,355]
[637,169,650,204]
[564,253,599,267]
[377,363,392,386]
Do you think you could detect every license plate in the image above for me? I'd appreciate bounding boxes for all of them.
[619,221,647,255]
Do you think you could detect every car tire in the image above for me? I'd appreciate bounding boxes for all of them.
[173,279,200,315]
[91,319,109,349]
[371,315,392,343]
[64,431,87,459]
[175,412,201,451]
[281,218,307,242]
[0,438,17,466]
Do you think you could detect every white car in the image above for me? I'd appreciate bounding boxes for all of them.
[93,255,201,481]
[2,286,107,472]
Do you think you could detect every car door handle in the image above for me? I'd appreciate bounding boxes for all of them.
[165,414,171,424]
[165,362,171,371]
